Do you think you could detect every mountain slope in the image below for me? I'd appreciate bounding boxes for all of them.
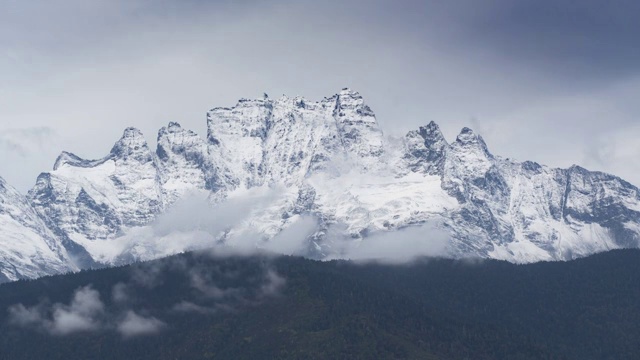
[406,122,640,262]
[2,88,638,277]
[0,176,77,281]
[1,250,640,359]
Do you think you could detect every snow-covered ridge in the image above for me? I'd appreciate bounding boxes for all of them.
[1,88,640,281]
[0,176,77,282]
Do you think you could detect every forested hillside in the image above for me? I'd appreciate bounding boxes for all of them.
[1,250,639,359]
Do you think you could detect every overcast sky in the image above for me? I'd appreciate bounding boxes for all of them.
[1,0,640,192]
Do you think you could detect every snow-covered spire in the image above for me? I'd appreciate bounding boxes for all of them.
[156,122,205,161]
[332,88,384,162]
[454,127,491,156]
[456,127,482,144]
[155,122,210,203]
[419,121,447,147]
[110,127,152,163]
[338,87,358,97]
[167,121,182,132]
[404,121,448,174]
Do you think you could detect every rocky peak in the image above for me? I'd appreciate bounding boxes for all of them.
[455,127,488,147]
[207,98,272,145]
[157,122,200,146]
[166,121,183,133]
[404,121,448,175]
[419,121,447,146]
[336,87,361,99]
[330,88,384,164]
[451,127,492,159]
[334,88,375,121]
[110,127,153,163]
[156,122,208,164]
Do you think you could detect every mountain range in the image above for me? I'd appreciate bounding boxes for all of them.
[2,88,640,281]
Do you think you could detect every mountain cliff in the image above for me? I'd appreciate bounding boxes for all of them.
[2,88,640,280]
[0,176,77,281]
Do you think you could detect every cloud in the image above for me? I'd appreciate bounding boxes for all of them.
[582,122,640,185]
[94,178,454,265]
[49,286,104,335]
[188,268,241,300]
[8,285,105,335]
[117,311,165,338]
[8,284,167,338]
[263,216,318,256]
[327,222,450,264]
[260,269,286,297]
[180,259,287,310]
[172,301,217,315]
[112,282,129,303]
[82,186,288,264]
[7,303,43,327]
[8,263,288,335]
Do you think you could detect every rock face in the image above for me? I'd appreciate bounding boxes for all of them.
[2,88,640,280]
[0,176,77,282]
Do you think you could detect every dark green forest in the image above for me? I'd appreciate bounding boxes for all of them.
[1,249,639,359]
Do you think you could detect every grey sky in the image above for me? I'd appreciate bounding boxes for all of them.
[1,0,639,192]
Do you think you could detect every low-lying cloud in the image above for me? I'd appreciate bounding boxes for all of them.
[326,221,450,264]
[9,286,105,336]
[8,285,164,337]
[89,186,290,263]
[8,257,287,337]
[117,311,165,338]
[86,181,455,267]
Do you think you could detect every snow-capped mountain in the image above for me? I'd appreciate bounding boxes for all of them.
[3,88,640,281]
[0,176,77,282]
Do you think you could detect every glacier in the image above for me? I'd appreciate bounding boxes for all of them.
[2,88,640,281]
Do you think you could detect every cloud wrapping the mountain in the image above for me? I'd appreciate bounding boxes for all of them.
[94,186,288,263]
[326,221,450,264]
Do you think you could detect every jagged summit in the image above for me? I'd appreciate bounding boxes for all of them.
[166,121,182,132]
[2,88,640,282]
[110,127,152,163]
[417,122,447,146]
[455,127,488,147]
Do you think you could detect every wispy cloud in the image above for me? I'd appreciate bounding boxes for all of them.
[8,285,104,335]
[117,310,165,338]
[7,256,288,337]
